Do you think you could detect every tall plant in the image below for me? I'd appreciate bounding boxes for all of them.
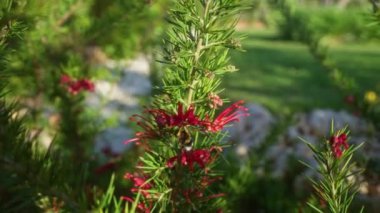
[122,0,247,211]
[301,123,364,213]
[3,0,166,162]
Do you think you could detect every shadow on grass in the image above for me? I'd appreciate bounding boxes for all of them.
[224,32,380,115]
[224,42,342,115]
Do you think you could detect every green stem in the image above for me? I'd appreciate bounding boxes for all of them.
[186,0,211,106]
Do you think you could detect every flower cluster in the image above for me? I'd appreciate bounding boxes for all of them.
[181,182,225,204]
[303,126,363,213]
[329,133,349,158]
[122,173,153,213]
[122,101,247,210]
[203,100,249,132]
[150,103,202,127]
[60,74,95,95]
[121,0,245,210]
[125,101,249,145]
[166,147,221,172]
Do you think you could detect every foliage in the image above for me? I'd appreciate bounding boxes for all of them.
[272,0,378,41]
[272,0,357,96]
[274,0,380,132]
[122,0,247,211]
[2,0,166,157]
[301,123,364,213]
[222,158,302,212]
[0,0,164,211]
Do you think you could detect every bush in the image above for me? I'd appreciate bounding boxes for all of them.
[277,6,379,42]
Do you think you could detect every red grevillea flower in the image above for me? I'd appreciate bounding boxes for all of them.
[94,162,117,174]
[121,196,151,213]
[124,173,152,198]
[124,111,163,146]
[208,93,223,109]
[203,100,249,132]
[170,103,202,127]
[122,173,153,213]
[60,74,71,84]
[60,74,95,95]
[124,103,203,145]
[78,79,95,91]
[146,103,202,127]
[200,176,223,187]
[344,95,355,105]
[329,133,349,158]
[166,148,217,172]
[182,189,204,204]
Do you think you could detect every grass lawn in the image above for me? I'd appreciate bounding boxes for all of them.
[223,29,380,116]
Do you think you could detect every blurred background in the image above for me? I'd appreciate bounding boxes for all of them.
[1,0,380,212]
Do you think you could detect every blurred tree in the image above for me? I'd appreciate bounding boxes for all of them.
[370,0,380,12]
[0,0,168,211]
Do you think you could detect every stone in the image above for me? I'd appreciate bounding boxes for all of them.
[89,55,152,155]
[94,127,133,155]
[119,72,151,96]
[228,103,276,156]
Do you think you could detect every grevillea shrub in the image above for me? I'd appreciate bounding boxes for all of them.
[122,0,247,211]
[2,0,166,165]
[301,123,364,213]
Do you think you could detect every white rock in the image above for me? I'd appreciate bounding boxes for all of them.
[94,127,133,155]
[89,55,152,155]
[229,103,276,156]
[123,55,150,76]
[308,109,368,136]
[120,72,151,96]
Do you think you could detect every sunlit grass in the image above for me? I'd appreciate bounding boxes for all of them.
[223,29,380,116]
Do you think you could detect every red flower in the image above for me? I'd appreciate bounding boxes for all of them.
[200,176,223,187]
[60,75,95,95]
[146,103,202,128]
[124,113,161,147]
[344,95,355,105]
[167,148,218,172]
[101,146,120,158]
[121,196,151,213]
[122,173,153,213]
[146,109,172,128]
[170,103,202,127]
[124,173,152,198]
[329,133,349,158]
[78,79,95,92]
[124,103,203,145]
[94,162,117,174]
[60,74,72,84]
[182,188,204,204]
[202,100,249,132]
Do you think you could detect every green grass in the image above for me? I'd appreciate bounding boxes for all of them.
[223,30,380,116]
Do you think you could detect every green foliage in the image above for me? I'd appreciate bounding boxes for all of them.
[123,0,247,211]
[93,175,126,213]
[158,0,243,108]
[2,0,166,144]
[273,0,380,136]
[272,0,378,42]
[301,124,364,213]
[222,160,302,213]
[0,0,165,211]
[275,0,358,95]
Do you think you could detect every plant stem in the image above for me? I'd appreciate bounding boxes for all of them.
[186,0,211,106]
